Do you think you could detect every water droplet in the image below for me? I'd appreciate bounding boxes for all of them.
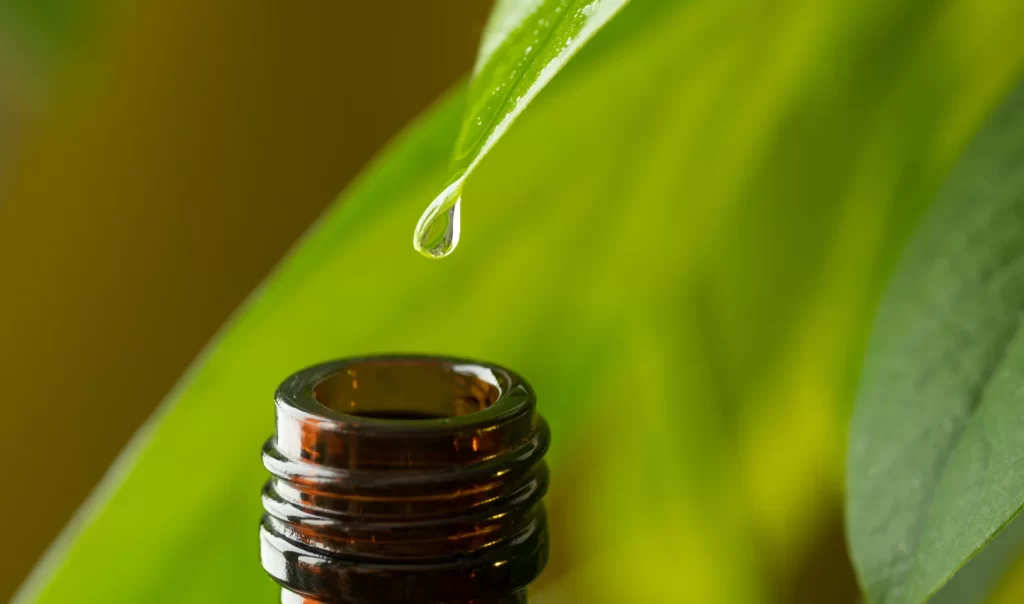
[413,180,463,259]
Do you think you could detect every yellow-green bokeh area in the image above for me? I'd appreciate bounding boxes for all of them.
[0,1,491,601]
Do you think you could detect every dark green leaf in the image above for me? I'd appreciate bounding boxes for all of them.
[847,80,1024,604]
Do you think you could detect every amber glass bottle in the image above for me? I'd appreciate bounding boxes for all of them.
[260,355,551,603]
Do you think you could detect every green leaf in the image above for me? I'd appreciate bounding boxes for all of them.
[17,1,1024,602]
[847,80,1024,604]
[412,0,629,258]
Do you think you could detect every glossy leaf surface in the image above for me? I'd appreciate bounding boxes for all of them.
[413,0,628,257]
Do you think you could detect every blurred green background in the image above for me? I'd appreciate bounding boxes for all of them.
[2,1,1024,603]
[0,1,491,601]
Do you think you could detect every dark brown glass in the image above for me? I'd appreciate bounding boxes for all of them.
[260,356,551,603]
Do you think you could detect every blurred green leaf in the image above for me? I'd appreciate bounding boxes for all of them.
[15,1,1024,603]
[413,0,628,257]
[847,81,1024,604]
[987,541,1024,603]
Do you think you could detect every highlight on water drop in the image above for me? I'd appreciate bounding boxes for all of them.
[413,180,463,259]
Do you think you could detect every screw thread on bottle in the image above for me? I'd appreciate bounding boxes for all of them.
[260,356,550,603]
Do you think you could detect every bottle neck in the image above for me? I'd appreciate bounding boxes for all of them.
[261,356,550,604]
[280,587,529,604]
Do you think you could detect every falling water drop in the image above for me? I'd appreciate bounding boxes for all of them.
[413,180,463,259]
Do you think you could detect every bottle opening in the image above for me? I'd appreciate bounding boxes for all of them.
[263,356,550,603]
[312,358,503,419]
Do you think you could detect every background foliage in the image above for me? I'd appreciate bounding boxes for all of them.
[9,0,1024,602]
[0,2,491,600]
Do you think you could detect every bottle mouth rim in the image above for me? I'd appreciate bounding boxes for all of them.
[275,354,536,433]
[262,356,551,601]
